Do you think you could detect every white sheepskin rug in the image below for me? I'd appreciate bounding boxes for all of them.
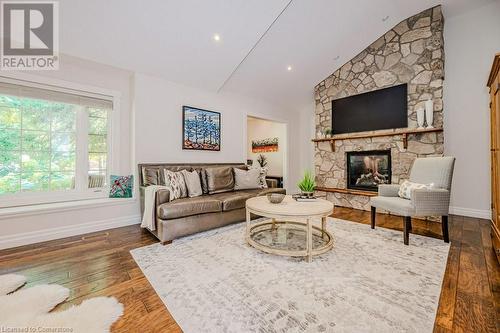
[0,273,123,332]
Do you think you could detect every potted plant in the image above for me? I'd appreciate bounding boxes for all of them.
[324,128,333,138]
[297,170,316,198]
[257,154,268,168]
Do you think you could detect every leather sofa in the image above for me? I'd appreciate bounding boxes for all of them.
[139,163,286,244]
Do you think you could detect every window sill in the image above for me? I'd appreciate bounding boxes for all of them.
[0,197,136,220]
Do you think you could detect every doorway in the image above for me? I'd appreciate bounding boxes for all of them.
[246,116,287,189]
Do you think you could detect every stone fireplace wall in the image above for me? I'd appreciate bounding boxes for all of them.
[314,6,444,210]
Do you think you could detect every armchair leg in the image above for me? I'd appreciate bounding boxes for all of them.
[161,240,172,246]
[442,216,450,243]
[403,216,411,245]
[371,206,376,229]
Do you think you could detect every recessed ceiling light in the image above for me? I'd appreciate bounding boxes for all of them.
[213,34,221,41]
[287,65,292,71]
[382,15,389,22]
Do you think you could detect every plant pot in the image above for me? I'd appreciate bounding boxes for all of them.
[301,191,314,198]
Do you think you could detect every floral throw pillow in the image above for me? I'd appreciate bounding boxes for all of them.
[398,180,434,200]
[250,166,268,189]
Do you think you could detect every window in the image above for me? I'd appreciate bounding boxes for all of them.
[0,80,113,207]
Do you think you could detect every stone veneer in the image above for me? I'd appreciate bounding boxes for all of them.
[314,6,444,211]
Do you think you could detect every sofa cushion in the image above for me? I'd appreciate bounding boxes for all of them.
[209,191,254,211]
[196,168,209,194]
[249,166,268,188]
[142,167,160,186]
[370,196,416,216]
[233,168,261,190]
[182,169,203,197]
[157,196,222,219]
[210,188,286,212]
[205,166,235,194]
[163,169,184,200]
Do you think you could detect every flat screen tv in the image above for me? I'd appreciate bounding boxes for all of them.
[331,83,407,134]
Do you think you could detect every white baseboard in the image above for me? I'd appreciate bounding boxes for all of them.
[449,206,491,220]
[0,214,141,250]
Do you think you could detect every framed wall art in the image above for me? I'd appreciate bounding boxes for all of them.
[182,106,221,151]
[251,137,278,153]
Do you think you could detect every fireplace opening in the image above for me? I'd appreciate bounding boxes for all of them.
[346,150,391,192]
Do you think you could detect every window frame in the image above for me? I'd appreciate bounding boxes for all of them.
[0,73,121,208]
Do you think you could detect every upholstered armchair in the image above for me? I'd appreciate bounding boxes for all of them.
[370,156,455,245]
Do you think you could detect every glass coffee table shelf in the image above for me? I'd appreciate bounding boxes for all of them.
[249,220,333,253]
[245,195,335,262]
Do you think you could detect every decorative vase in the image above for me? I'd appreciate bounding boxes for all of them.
[425,99,434,128]
[416,108,425,129]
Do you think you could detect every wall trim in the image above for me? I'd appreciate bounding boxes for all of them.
[0,198,136,220]
[0,214,141,250]
[449,206,491,220]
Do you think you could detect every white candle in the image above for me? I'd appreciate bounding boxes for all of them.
[425,99,434,128]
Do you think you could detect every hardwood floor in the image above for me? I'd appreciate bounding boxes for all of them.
[0,208,498,332]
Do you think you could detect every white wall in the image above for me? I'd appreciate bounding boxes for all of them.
[134,73,303,192]
[0,55,140,249]
[0,61,307,249]
[298,102,316,174]
[444,1,500,219]
[247,117,286,177]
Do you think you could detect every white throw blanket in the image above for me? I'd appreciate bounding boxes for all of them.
[141,185,169,231]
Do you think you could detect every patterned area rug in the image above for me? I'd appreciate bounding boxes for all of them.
[131,218,449,333]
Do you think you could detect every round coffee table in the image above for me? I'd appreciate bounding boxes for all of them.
[245,195,334,262]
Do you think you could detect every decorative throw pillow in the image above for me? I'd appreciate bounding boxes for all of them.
[250,166,268,189]
[181,169,203,197]
[198,168,209,194]
[163,170,184,200]
[176,171,188,198]
[141,167,159,186]
[205,166,235,194]
[109,175,133,198]
[233,168,261,190]
[398,180,434,200]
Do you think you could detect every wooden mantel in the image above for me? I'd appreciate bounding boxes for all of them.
[311,127,443,151]
[315,187,377,197]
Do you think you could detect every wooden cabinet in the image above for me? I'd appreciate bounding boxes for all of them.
[488,53,500,261]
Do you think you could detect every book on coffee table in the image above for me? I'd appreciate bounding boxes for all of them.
[292,194,318,202]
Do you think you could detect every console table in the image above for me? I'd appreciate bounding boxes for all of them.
[266,175,284,188]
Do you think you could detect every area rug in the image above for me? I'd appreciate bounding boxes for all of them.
[0,273,123,332]
[131,218,450,333]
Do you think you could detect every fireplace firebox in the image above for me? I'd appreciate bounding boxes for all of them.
[346,150,391,192]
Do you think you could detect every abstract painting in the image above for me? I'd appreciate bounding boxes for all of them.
[252,137,278,153]
[109,175,133,198]
[182,106,221,151]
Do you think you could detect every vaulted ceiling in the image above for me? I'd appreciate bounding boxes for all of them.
[60,0,496,110]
